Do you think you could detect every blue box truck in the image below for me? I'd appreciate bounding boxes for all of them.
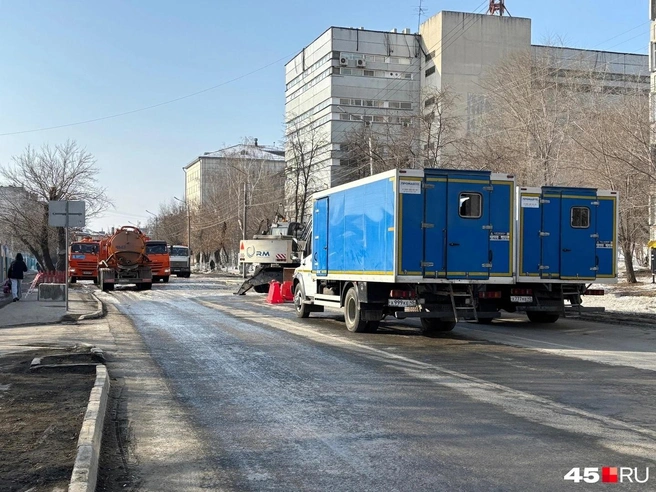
[293,169,618,333]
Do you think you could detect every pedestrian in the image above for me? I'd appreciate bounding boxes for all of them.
[7,253,28,302]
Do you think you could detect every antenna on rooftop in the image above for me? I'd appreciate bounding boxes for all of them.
[416,0,428,32]
[488,0,510,16]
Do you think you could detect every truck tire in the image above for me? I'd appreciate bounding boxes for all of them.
[344,287,368,333]
[526,312,560,323]
[420,318,456,336]
[162,276,170,283]
[93,277,98,285]
[254,284,270,294]
[294,283,311,318]
[70,277,77,284]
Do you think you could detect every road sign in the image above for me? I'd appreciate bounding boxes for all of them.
[48,201,85,227]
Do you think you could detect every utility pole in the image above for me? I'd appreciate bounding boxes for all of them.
[242,182,248,278]
[649,1,656,277]
[146,209,158,238]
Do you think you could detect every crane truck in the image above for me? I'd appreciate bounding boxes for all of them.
[235,221,306,295]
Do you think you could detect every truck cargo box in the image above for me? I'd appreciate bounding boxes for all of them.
[517,186,618,283]
[312,169,515,283]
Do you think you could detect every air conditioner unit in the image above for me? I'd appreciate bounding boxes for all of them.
[339,57,348,66]
[356,59,366,68]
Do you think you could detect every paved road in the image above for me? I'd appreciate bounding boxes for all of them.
[99,275,656,491]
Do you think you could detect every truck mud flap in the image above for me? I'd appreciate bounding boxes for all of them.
[235,265,284,295]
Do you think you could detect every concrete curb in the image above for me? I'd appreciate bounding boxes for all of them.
[77,291,105,321]
[69,364,110,492]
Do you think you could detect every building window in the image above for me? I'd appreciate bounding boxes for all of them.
[459,193,482,218]
[400,102,412,109]
[364,70,375,76]
[571,207,590,228]
[425,66,435,77]
[425,50,435,62]
[341,68,352,75]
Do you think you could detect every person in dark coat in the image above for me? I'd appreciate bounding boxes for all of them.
[7,253,28,301]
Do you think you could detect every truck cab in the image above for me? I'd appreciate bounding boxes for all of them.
[146,240,171,283]
[69,238,100,284]
[169,245,191,278]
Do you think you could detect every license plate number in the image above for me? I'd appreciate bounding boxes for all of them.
[510,296,533,303]
[83,271,92,275]
[388,299,417,307]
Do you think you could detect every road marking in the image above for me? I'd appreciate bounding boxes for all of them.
[200,299,656,459]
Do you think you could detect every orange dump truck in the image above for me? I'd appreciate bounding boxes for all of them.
[98,226,152,291]
[69,237,100,283]
[146,240,171,283]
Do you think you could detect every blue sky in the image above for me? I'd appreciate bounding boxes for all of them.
[0,0,649,231]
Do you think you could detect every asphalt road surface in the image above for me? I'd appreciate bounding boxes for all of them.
[98,275,656,491]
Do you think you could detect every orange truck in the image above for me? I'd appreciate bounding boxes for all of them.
[98,226,152,291]
[145,240,171,283]
[69,237,100,284]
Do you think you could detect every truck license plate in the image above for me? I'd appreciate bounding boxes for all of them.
[388,299,417,307]
[510,296,533,303]
[83,271,92,275]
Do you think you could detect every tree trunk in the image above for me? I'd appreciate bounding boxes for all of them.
[622,243,637,283]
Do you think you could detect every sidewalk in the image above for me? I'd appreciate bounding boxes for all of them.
[0,283,102,329]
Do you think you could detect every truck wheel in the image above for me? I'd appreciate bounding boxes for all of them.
[476,317,495,324]
[294,283,311,318]
[366,321,380,333]
[93,277,98,285]
[526,312,560,323]
[420,318,456,336]
[162,276,170,283]
[344,287,368,333]
[70,277,77,284]
[254,284,270,294]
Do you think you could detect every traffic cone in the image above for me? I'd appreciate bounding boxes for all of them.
[266,281,284,304]
[281,281,294,302]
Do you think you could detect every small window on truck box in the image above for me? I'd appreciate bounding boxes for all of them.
[459,192,482,218]
[571,207,590,228]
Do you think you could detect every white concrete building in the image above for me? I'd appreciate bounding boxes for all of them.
[285,27,422,188]
[183,141,285,207]
[287,10,648,190]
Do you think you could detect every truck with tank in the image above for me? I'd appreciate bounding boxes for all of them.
[293,168,617,334]
[98,226,153,291]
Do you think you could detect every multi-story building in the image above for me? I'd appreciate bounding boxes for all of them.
[285,27,422,188]
[287,10,648,190]
[183,140,285,207]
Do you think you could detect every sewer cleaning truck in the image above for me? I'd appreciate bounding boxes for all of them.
[98,226,152,291]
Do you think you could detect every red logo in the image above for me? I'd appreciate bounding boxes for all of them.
[602,467,618,483]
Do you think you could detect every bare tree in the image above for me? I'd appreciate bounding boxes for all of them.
[571,91,651,282]
[285,119,326,224]
[0,140,110,270]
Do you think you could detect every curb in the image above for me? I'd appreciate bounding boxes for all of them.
[69,364,110,492]
[78,291,105,321]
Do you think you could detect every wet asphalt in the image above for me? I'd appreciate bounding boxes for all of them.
[99,275,656,491]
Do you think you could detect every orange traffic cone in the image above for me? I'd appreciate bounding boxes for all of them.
[281,281,294,302]
[266,281,284,304]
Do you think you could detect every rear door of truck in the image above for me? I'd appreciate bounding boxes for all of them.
[540,187,598,281]
[423,170,491,280]
[595,190,618,280]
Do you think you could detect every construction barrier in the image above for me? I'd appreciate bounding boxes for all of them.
[266,281,284,304]
[281,281,294,302]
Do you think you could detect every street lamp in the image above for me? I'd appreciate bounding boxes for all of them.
[173,196,191,255]
[145,209,158,238]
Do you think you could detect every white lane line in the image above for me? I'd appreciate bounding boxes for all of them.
[200,299,656,460]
